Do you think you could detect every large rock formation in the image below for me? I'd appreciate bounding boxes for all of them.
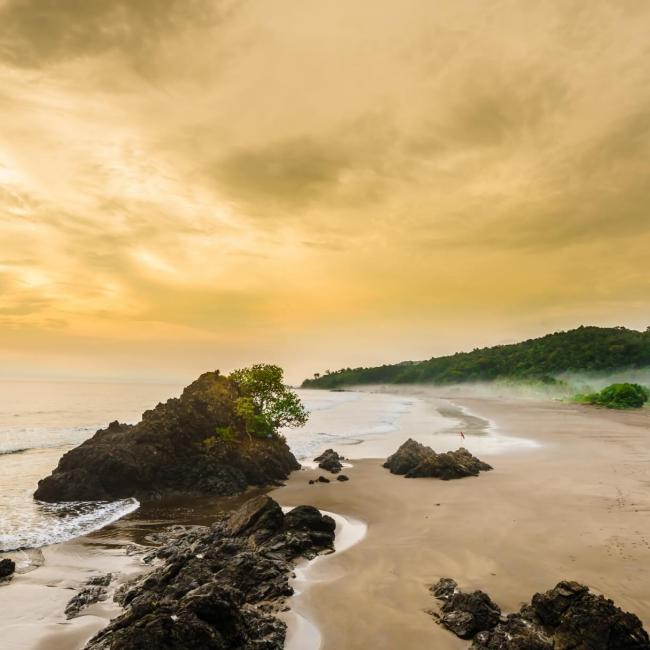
[383,439,492,479]
[431,578,650,649]
[35,372,300,502]
[84,496,335,650]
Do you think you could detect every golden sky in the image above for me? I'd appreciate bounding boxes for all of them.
[1,0,649,383]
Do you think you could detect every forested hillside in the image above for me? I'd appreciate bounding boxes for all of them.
[302,326,650,389]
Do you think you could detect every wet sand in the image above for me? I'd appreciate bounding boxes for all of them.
[271,396,650,649]
[2,393,649,649]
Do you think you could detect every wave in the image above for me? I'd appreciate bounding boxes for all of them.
[0,498,140,552]
[0,447,29,456]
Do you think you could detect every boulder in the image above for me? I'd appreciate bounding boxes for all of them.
[84,496,335,650]
[0,558,15,580]
[317,476,330,483]
[336,474,349,482]
[314,449,344,474]
[431,579,501,639]
[430,579,650,649]
[384,439,492,480]
[34,372,300,502]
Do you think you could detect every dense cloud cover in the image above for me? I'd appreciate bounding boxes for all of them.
[0,0,649,381]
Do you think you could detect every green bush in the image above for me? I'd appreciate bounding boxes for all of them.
[573,383,649,409]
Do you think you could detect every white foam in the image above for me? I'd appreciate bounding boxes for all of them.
[283,508,367,650]
[0,498,140,552]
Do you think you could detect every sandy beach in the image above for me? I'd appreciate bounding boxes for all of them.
[2,390,649,649]
[272,393,650,649]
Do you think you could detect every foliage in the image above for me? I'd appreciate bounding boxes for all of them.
[230,364,308,439]
[572,383,649,409]
[302,326,650,389]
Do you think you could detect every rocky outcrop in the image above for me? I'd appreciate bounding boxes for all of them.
[35,372,300,502]
[314,449,344,473]
[0,558,15,581]
[383,439,492,479]
[84,496,335,650]
[431,578,650,649]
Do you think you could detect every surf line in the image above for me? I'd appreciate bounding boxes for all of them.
[281,508,367,650]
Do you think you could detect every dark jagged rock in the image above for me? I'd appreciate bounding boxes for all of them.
[384,439,492,480]
[430,579,501,639]
[66,573,113,618]
[88,572,113,587]
[0,558,16,580]
[35,372,300,502]
[314,449,344,474]
[430,578,650,649]
[84,496,334,650]
[336,474,349,482]
[317,476,330,483]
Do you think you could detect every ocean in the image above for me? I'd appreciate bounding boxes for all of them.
[0,380,538,552]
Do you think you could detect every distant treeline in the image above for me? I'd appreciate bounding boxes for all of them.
[302,326,650,389]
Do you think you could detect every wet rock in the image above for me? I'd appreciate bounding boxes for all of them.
[0,558,16,580]
[431,579,501,639]
[84,496,335,650]
[317,476,331,483]
[314,449,344,474]
[87,573,113,587]
[336,474,349,482]
[66,585,109,619]
[35,371,300,502]
[308,479,315,485]
[384,439,492,480]
[431,577,458,601]
[430,579,650,649]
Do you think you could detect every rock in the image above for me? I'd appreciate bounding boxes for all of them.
[65,585,108,619]
[317,476,330,483]
[34,371,300,502]
[431,577,458,601]
[336,474,349,482]
[430,579,501,639]
[308,479,315,485]
[0,558,16,580]
[87,573,113,587]
[314,449,344,474]
[383,439,492,480]
[430,579,650,649]
[84,495,334,650]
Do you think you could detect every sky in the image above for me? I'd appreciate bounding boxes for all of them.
[1,0,649,384]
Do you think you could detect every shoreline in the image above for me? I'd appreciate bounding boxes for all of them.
[2,390,649,648]
[271,393,650,649]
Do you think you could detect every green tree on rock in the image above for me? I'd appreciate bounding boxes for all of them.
[229,364,308,440]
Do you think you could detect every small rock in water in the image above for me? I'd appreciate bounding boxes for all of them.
[314,449,345,474]
[308,479,316,484]
[317,476,331,483]
[0,558,16,580]
[337,474,349,482]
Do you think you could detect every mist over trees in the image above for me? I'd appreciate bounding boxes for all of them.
[302,326,650,389]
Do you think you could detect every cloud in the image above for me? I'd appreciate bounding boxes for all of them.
[0,0,235,69]
[0,0,649,380]
[214,137,349,208]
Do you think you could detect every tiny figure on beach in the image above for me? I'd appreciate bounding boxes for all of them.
[459,431,465,440]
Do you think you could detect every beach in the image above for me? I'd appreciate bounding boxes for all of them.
[272,392,650,649]
[1,388,649,649]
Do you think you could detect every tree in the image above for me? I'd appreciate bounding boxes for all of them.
[229,364,308,439]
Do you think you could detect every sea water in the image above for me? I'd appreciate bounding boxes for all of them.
[0,381,537,552]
